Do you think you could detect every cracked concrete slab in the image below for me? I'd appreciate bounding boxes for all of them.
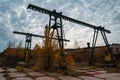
[0,77,6,80]
[106,76,120,80]
[8,72,26,78]
[28,72,45,76]
[0,68,5,72]
[23,68,33,72]
[36,76,57,80]
[96,71,107,73]
[0,73,5,76]
[6,68,18,72]
[78,76,103,80]
[12,77,33,80]
[58,76,82,80]
[94,73,120,78]
[86,71,100,75]
[74,69,88,73]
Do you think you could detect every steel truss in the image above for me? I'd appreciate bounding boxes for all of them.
[27,4,114,65]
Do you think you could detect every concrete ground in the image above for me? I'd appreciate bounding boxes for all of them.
[0,66,120,80]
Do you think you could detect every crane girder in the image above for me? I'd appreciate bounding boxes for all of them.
[27,4,111,33]
[13,31,69,42]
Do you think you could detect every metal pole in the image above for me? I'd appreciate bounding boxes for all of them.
[100,30,114,65]
[90,29,99,64]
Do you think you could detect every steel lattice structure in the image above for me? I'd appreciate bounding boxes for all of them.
[27,4,115,66]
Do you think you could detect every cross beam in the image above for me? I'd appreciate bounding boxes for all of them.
[27,4,111,33]
[13,31,70,42]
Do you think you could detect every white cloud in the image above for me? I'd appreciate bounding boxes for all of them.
[46,0,52,3]
[0,0,120,51]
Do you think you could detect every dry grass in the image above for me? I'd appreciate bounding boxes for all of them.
[16,66,24,72]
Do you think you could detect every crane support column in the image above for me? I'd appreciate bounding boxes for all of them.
[24,34,32,63]
[89,28,99,65]
[89,26,115,65]
[49,10,66,68]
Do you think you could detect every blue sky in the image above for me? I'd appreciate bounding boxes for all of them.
[0,0,120,52]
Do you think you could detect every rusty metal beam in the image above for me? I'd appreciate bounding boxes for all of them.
[27,4,111,33]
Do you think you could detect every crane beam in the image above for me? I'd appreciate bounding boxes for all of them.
[27,4,111,33]
[13,31,70,42]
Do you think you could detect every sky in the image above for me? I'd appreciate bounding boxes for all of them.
[0,0,120,52]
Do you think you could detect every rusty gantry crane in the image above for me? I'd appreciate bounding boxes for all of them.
[13,31,69,63]
[27,4,114,66]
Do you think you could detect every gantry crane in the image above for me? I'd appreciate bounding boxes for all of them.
[13,31,69,63]
[27,4,114,65]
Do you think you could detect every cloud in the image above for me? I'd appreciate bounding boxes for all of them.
[0,0,120,52]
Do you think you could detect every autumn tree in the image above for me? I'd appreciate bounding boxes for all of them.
[33,25,59,70]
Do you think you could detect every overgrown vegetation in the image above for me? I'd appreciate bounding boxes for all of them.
[1,41,24,67]
[32,25,62,71]
[31,25,76,72]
